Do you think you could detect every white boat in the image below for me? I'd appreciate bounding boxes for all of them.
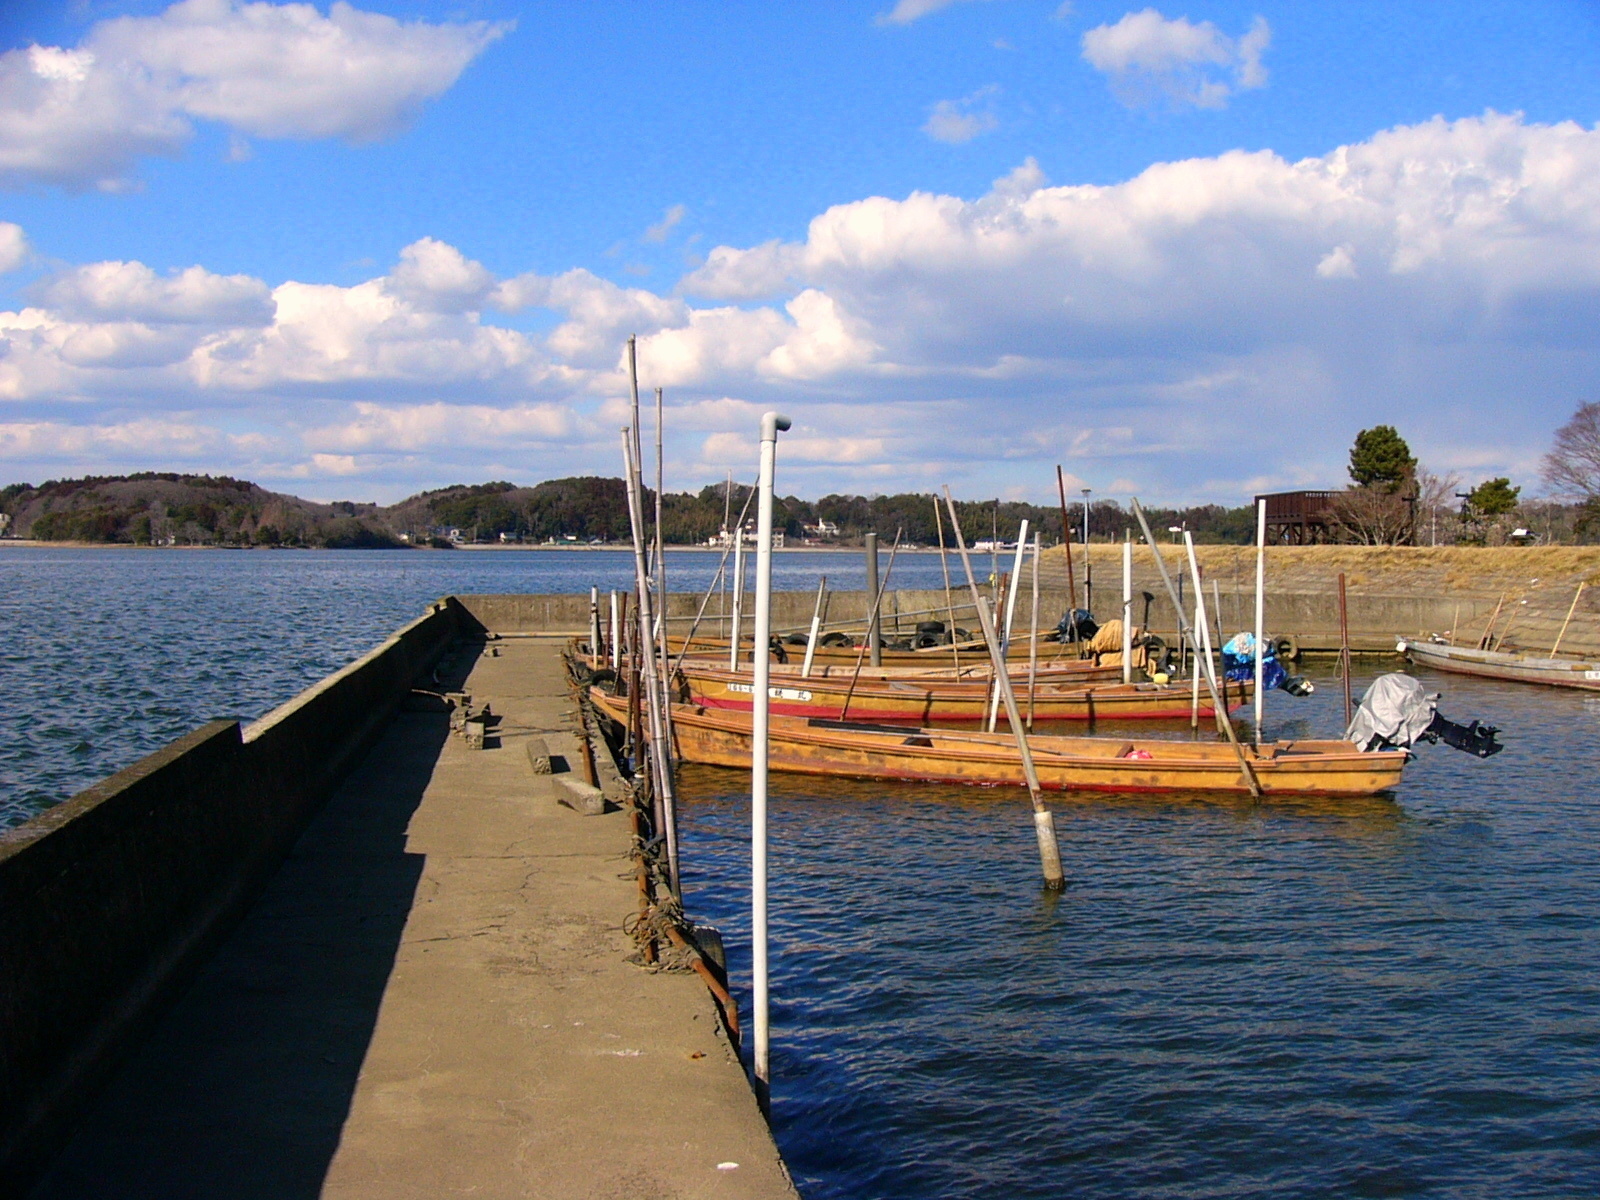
[1398,637,1600,691]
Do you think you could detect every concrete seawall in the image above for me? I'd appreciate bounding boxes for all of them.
[0,601,458,1193]
[453,588,1535,653]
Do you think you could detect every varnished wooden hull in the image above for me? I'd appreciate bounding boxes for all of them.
[575,648,1123,684]
[663,633,1089,666]
[674,664,1244,723]
[590,691,1405,796]
[1400,639,1600,691]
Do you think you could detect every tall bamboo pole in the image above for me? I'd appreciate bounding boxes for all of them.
[987,520,1029,731]
[933,495,962,670]
[620,427,680,895]
[729,532,745,669]
[1338,572,1353,729]
[1551,583,1586,657]
[1132,500,1261,798]
[749,411,791,1109]
[1056,465,1079,612]
[943,487,1066,890]
[653,386,671,759]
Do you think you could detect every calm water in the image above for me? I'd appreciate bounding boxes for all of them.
[5,548,1597,1197]
[0,545,952,829]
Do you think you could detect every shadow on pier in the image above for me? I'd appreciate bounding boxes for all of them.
[29,713,448,1200]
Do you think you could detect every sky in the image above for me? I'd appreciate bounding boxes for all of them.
[0,1,1597,506]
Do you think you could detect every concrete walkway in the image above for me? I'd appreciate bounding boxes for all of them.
[32,639,795,1200]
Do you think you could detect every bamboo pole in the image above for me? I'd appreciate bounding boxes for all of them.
[1212,579,1227,715]
[1190,600,1202,730]
[943,488,1065,890]
[609,590,621,670]
[749,410,791,1109]
[987,521,1030,732]
[730,531,745,669]
[1338,572,1353,729]
[1028,534,1041,731]
[1477,592,1506,650]
[1449,602,1460,647]
[801,576,827,677]
[1056,465,1078,612]
[1551,583,1585,657]
[653,386,672,761]
[620,426,680,895]
[866,533,882,667]
[1253,499,1266,733]
[1131,500,1261,798]
[933,494,962,671]
[838,532,903,721]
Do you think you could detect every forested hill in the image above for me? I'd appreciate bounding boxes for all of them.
[0,471,1262,547]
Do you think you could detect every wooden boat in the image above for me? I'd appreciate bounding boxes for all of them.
[1399,637,1600,691]
[662,632,1092,666]
[574,647,1124,684]
[672,663,1245,723]
[588,690,1405,797]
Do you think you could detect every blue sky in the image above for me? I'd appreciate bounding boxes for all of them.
[1,1,1597,504]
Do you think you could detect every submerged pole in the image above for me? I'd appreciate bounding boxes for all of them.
[801,576,827,677]
[943,487,1066,891]
[750,411,792,1109]
[1253,499,1266,734]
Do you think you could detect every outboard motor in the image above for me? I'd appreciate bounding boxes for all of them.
[1057,609,1098,643]
[1221,632,1314,697]
[1345,673,1503,757]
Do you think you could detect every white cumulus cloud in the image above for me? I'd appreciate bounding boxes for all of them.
[1082,8,1269,109]
[39,260,275,325]
[0,0,509,191]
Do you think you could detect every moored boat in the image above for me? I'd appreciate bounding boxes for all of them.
[588,689,1405,797]
[672,662,1244,723]
[1398,638,1600,691]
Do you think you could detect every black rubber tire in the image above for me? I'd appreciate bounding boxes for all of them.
[916,620,946,635]
[914,633,942,649]
[1274,635,1301,661]
[820,631,853,648]
[783,633,809,646]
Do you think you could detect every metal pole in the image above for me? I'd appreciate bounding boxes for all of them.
[654,386,671,755]
[1254,499,1266,734]
[589,586,601,660]
[751,411,791,1108]
[801,575,826,677]
[1191,601,1202,730]
[1121,535,1132,685]
[943,488,1065,890]
[865,532,881,667]
[933,494,962,670]
[730,531,745,669]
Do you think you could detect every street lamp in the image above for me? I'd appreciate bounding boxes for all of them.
[1081,488,1091,546]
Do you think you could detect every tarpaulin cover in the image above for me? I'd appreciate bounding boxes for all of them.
[1345,673,1439,751]
[1221,632,1287,691]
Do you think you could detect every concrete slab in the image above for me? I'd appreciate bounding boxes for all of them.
[31,640,794,1200]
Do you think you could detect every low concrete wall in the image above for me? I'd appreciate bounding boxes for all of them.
[0,600,460,1195]
[450,588,1498,650]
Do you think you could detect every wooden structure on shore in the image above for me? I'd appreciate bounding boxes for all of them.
[1257,491,1336,545]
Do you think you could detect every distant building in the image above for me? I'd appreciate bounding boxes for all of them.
[1255,491,1336,544]
[707,527,785,550]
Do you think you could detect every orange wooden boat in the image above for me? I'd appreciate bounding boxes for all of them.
[662,632,1094,666]
[671,662,1244,723]
[588,690,1405,797]
[574,647,1124,684]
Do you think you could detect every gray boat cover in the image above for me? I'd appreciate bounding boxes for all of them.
[1345,672,1438,752]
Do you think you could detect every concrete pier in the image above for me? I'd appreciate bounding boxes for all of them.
[25,636,794,1199]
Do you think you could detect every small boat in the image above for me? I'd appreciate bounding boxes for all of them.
[672,662,1244,723]
[588,690,1405,797]
[1399,638,1600,691]
[662,632,1091,666]
[573,647,1125,684]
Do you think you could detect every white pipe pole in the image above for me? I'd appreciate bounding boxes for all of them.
[1183,533,1223,720]
[751,411,791,1106]
[730,532,745,670]
[801,575,826,677]
[1121,535,1133,685]
[987,519,1029,731]
[1254,498,1267,732]
[609,591,620,671]
[1190,601,1202,729]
